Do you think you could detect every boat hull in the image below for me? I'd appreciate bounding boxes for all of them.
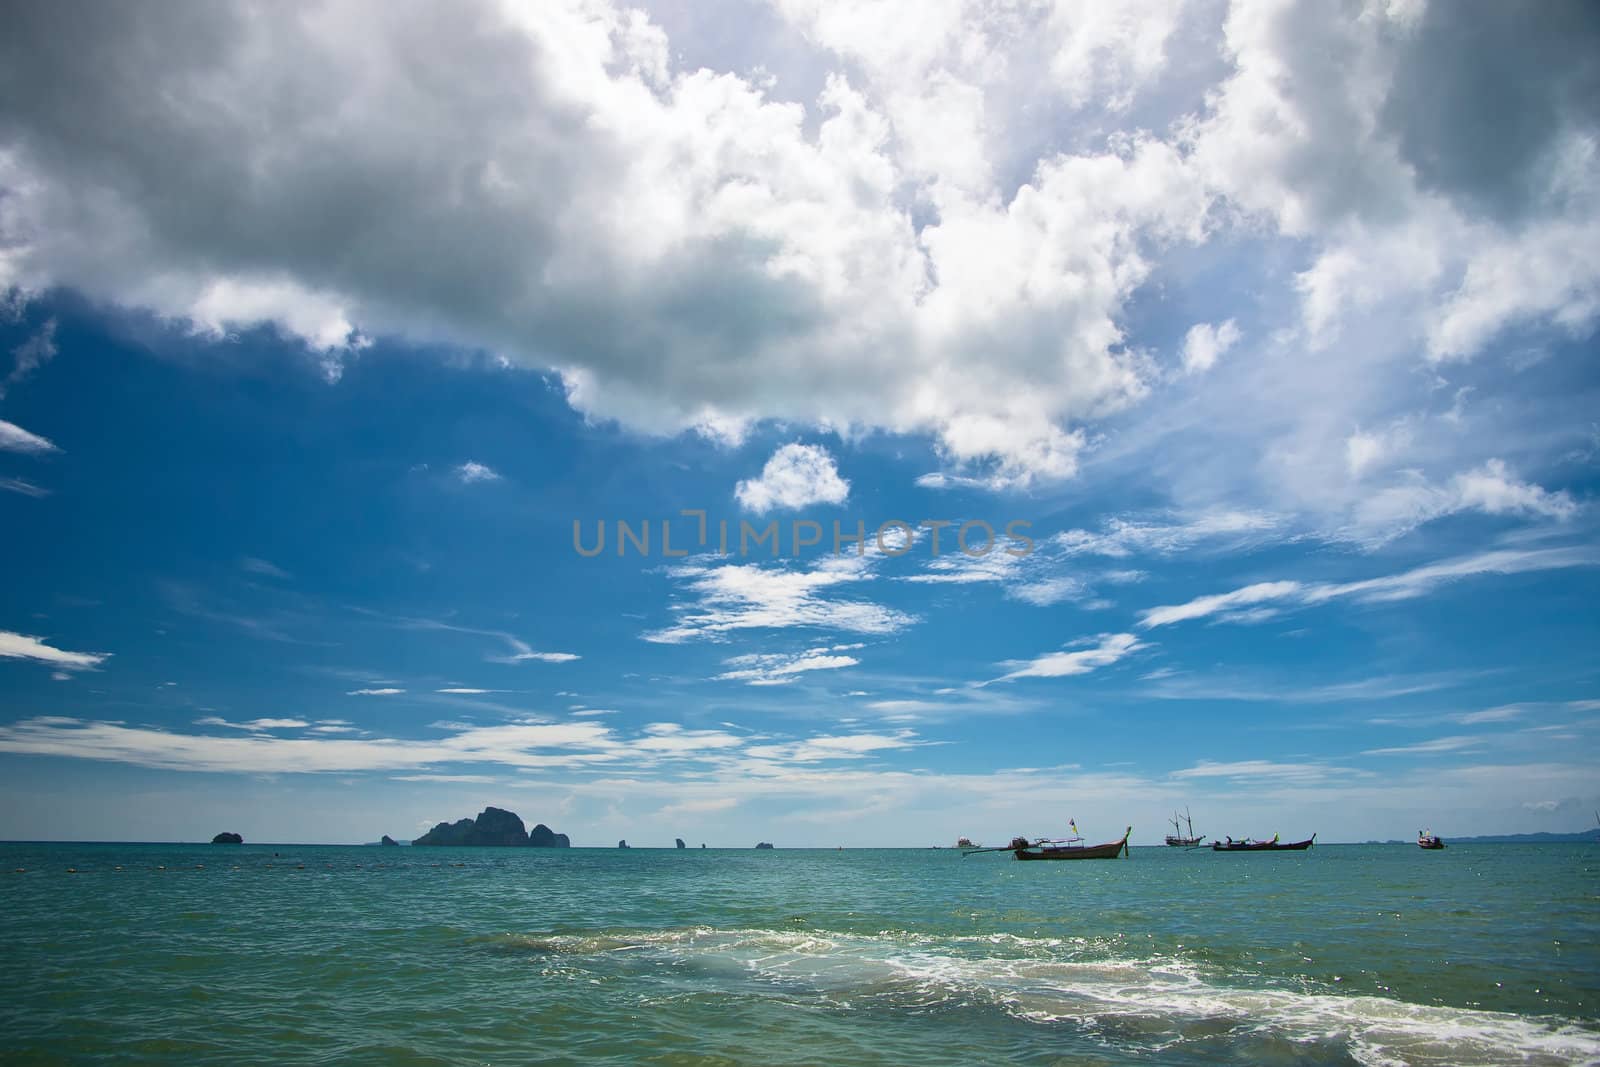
[1014,833,1130,860]
[1164,836,1205,847]
[1211,835,1316,852]
[1418,838,1445,850]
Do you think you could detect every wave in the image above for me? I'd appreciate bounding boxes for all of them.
[489,926,1600,1067]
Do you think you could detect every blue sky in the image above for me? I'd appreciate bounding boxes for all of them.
[0,0,1596,844]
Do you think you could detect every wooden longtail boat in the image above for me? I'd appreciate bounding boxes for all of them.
[1211,833,1315,852]
[1417,829,1445,849]
[1010,826,1132,860]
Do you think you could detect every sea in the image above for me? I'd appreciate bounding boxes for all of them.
[2,841,1596,1065]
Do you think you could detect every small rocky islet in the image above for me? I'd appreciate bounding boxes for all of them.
[410,807,571,848]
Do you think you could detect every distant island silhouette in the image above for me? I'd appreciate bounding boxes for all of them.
[411,807,570,847]
[211,832,243,845]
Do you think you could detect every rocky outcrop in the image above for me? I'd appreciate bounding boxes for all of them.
[211,832,243,845]
[617,839,629,849]
[528,823,571,848]
[413,807,571,847]
[755,842,774,849]
[380,835,400,846]
[675,838,686,849]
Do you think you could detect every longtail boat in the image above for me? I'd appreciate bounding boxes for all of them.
[1010,826,1132,860]
[1417,829,1444,850]
[1165,806,1205,847]
[1211,833,1315,852]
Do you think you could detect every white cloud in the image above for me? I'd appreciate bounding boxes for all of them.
[0,477,49,497]
[1351,459,1577,539]
[347,688,405,696]
[454,461,501,484]
[0,630,107,671]
[745,729,923,763]
[714,648,860,686]
[0,418,59,454]
[0,0,1591,511]
[1054,511,1282,558]
[1180,319,1239,375]
[0,713,934,776]
[240,557,291,579]
[0,2,1218,488]
[1362,735,1486,757]
[2,318,57,398]
[645,555,913,644]
[992,632,1143,683]
[1171,759,1358,785]
[1139,546,1598,628]
[735,443,849,513]
[1139,580,1302,629]
[196,717,313,730]
[382,615,579,665]
[436,687,502,694]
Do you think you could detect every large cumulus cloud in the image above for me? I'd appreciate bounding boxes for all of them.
[0,0,1595,494]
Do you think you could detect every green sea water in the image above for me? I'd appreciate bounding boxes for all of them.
[2,841,1596,1065]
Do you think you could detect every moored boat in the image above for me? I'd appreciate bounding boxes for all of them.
[1417,829,1445,849]
[1010,826,1132,860]
[1211,833,1315,852]
[1165,806,1205,847]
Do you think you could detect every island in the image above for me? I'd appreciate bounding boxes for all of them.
[211,832,243,844]
[675,838,686,849]
[380,835,400,846]
[755,841,774,849]
[618,839,629,849]
[412,807,571,847]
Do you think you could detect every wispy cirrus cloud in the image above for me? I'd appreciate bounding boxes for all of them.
[1362,735,1487,757]
[1170,759,1364,785]
[347,687,404,696]
[0,476,50,497]
[1,318,57,399]
[0,418,59,454]
[1055,511,1283,559]
[645,555,913,644]
[0,630,107,671]
[240,557,291,580]
[715,646,861,686]
[379,614,579,665]
[1139,546,1599,629]
[195,716,312,730]
[989,632,1143,684]
[0,714,930,776]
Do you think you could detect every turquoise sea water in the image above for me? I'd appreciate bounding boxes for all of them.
[2,842,1597,1065]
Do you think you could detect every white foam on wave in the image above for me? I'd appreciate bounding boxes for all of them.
[520,926,1600,1067]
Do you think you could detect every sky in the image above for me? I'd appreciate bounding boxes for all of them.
[0,0,1596,846]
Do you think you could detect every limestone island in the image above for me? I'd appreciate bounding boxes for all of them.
[380,835,400,846]
[755,841,775,849]
[211,832,243,844]
[412,806,570,847]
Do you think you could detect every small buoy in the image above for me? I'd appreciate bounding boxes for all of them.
[194,864,204,870]
[12,868,23,873]
[114,865,124,871]
[67,868,78,873]
[157,865,166,871]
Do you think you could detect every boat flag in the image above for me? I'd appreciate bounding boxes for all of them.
[1069,818,1078,836]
